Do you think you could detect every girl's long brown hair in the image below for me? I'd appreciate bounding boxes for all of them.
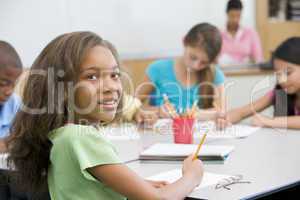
[184,23,222,108]
[7,31,123,194]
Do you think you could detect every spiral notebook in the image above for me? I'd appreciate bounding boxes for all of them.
[139,143,234,161]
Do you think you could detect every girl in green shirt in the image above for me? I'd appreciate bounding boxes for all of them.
[7,31,203,200]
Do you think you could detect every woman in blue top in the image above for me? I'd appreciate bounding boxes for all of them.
[137,23,226,120]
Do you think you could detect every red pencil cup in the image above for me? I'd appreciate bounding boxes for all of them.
[172,117,195,144]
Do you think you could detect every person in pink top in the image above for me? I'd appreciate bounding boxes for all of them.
[218,0,264,65]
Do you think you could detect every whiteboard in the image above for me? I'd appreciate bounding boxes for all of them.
[0,0,255,67]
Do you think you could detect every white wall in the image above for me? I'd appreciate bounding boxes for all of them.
[0,0,256,67]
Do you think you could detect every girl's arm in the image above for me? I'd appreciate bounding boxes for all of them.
[252,115,300,129]
[88,155,203,200]
[136,75,175,118]
[215,90,273,129]
[136,75,155,104]
[196,84,226,121]
[226,93,273,124]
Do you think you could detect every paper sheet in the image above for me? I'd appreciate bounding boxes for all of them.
[148,168,231,190]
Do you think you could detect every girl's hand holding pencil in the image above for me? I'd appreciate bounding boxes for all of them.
[214,102,231,130]
[182,154,204,186]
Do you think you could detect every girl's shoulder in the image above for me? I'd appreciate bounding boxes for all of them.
[146,59,175,82]
[49,124,105,143]
[212,65,226,85]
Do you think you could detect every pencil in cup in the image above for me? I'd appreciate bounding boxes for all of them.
[187,100,198,118]
[162,94,178,118]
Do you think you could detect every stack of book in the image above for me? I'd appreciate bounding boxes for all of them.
[139,143,234,161]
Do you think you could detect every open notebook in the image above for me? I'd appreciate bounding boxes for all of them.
[140,143,234,161]
[153,119,260,139]
[147,169,232,191]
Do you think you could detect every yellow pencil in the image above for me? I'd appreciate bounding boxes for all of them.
[193,133,207,161]
[163,94,179,118]
[162,94,173,116]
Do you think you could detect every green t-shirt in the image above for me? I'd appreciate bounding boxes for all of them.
[48,124,126,200]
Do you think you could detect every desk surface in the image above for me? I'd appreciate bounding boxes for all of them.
[113,127,300,200]
[1,126,299,199]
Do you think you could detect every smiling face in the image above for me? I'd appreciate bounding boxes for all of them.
[183,46,210,72]
[74,45,122,124]
[274,58,300,94]
[0,66,22,104]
